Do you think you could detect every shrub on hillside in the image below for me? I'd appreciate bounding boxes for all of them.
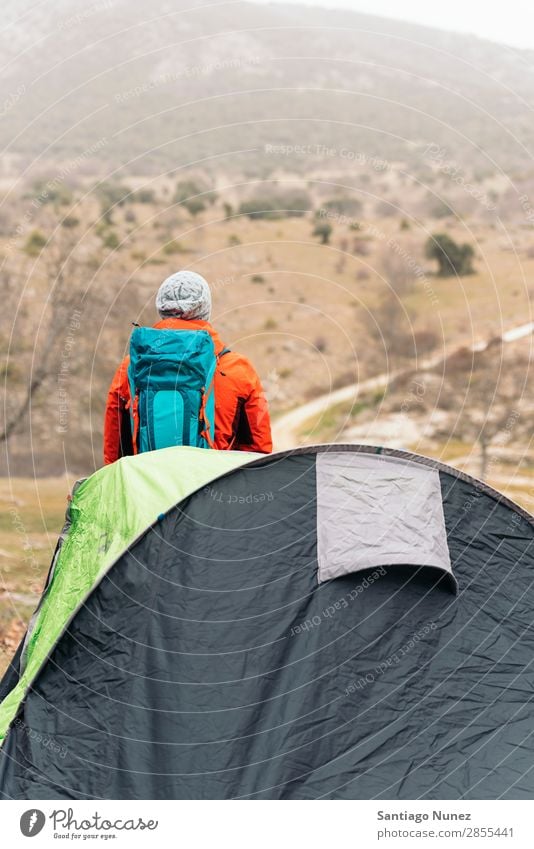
[135,189,156,204]
[61,216,79,229]
[102,230,120,250]
[239,190,311,220]
[30,180,73,206]
[239,198,281,220]
[163,239,187,255]
[97,182,132,224]
[174,180,217,216]
[23,230,47,256]
[429,198,455,219]
[322,196,362,219]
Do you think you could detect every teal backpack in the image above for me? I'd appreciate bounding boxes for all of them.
[128,327,229,453]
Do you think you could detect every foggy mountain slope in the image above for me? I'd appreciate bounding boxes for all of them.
[1,0,534,175]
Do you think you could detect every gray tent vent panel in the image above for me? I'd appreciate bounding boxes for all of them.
[316,452,455,588]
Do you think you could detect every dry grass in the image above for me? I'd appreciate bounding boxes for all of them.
[0,477,73,676]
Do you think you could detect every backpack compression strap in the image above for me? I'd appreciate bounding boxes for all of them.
[199,347,231,448]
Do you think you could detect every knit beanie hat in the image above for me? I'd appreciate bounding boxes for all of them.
[155,270,211,320]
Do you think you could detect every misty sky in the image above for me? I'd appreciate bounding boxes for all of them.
[254,0,534,49]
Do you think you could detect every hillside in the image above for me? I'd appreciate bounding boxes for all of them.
[2,0,534,177]
[1,1,533,480]
[1,198,533,475]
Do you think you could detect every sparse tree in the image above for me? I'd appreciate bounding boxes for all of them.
[367,294,415,369]
[96,182,132,225]
[429,198,455,219]
[336,237,348,273]
[174,180,217,217]
[440,341,519,480]
[323,196,362,218]
[0,232,90,445]
[381,244,416,297]
[352,237,370,256]
[312,221,332,245]
[425,233,475,277]
[182,196,206,217]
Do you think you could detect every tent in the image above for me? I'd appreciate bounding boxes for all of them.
[1,443,533,799]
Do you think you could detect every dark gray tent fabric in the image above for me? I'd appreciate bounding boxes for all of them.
[1,446,534,799]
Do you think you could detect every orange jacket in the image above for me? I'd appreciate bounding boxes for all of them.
[103,318,272,464]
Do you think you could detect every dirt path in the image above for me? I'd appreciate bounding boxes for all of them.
[272,321,534,451]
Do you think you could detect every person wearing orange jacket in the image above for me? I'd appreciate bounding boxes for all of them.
[103,271,272,464]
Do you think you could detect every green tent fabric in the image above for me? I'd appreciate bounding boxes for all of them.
[0,447,258,744]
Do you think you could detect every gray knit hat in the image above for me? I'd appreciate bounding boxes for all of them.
[156,270,212,320]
